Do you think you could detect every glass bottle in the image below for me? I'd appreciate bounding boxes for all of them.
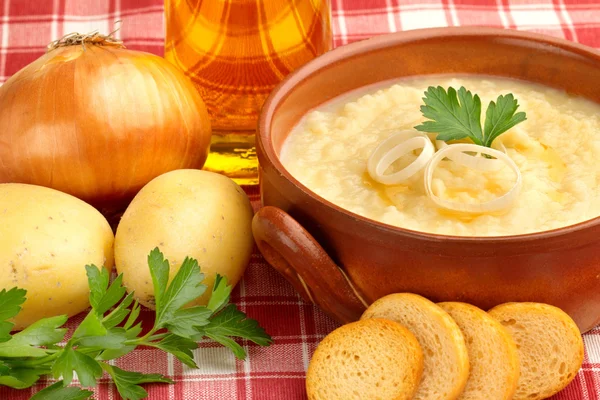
[165,0,332,184]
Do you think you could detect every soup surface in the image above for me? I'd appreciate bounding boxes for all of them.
[280,76,600,236]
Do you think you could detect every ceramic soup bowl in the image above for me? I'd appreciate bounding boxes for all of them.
[252,27,600,333]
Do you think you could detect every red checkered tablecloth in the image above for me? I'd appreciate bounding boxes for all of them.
[1,1,600,399]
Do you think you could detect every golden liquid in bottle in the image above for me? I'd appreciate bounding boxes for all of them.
[165,0,332,184]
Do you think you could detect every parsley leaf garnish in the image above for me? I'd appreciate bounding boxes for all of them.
[482,93,528,147]
[196,304,273,360]
[150,251,207,330]
[0,247,272,399]
[207,274,233,314]
[101,364,173,400]
[30,381,94,400]
[414,86,527,147]
[0,288,27,343]
[153,334,198,368]
[52,344,103,387]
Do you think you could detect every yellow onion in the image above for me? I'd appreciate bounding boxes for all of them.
[0,31,211,210]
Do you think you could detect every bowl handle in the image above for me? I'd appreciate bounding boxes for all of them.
[252,206,368,324]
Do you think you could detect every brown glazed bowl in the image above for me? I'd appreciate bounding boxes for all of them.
[252,27,600,333]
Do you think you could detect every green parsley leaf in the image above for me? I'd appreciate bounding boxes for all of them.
[415,86,483,144]
[72,311,106,340]
[204,304,272,346]
[207,274,232,313]
[148,247,170,310]
[86,264,110,310]
[69,270,138,360]
[101,364,172,400]
[414,86,526,147]
[0,315,67,358]
[8,315,67,347]
[98,344,136,361]
[123,300,141,330]
[0,368,48,389]
[207,334,246,359]
[30,381,93,400]
[86,265,127,315]
[103,292,136,329]
[0,361,9,376]
[52,346,103,387]
[76,327,127,350]
[98,323,141,361]
[125,322,143,339]
[152,254,207,329]
[165,307,212,338]
[0,344,47,358]
[483,93,527,147]
[153,334,198,368]
[196,304,273,360]
[0,288,27,342]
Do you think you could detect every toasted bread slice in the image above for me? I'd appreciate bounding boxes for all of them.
[361,293,470,400]
[306,318,423,400]
[438,302,520,400]
[488,302,584,400]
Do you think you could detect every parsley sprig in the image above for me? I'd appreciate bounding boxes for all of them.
[0,248,272,400]
[414,86,527,147]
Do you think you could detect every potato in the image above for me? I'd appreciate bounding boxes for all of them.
[0,183,114,330]
[114,169,254,308]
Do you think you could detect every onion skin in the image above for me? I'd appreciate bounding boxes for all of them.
[0,44,212,209]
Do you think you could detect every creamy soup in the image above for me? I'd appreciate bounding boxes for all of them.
[280,76,600,236]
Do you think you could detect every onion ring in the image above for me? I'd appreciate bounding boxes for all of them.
[425,143,522,213]
[435,140,505,172]
[367,131,435,185]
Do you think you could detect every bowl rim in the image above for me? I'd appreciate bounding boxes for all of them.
[257,26,600,244]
